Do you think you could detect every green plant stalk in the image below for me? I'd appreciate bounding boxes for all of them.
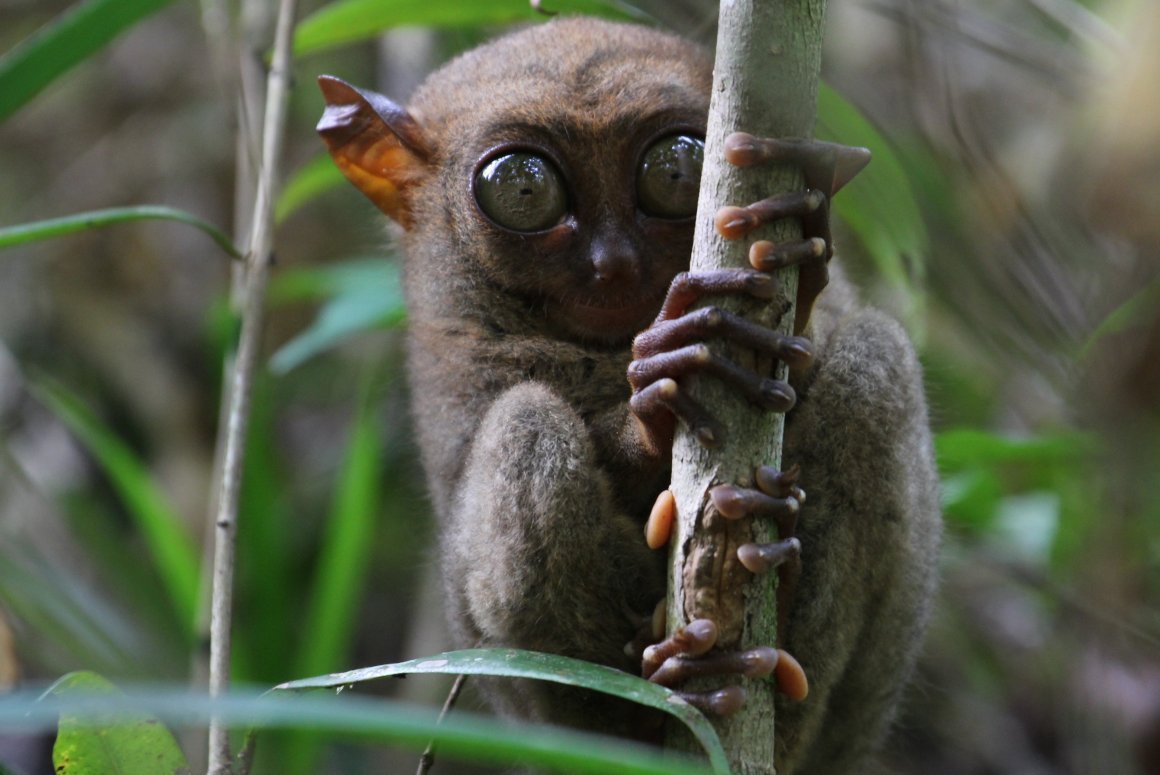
[0,205,240,258]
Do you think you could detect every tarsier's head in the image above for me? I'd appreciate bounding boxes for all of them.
[318,17,712,344]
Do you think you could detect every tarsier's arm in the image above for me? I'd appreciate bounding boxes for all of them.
[316,17,940,773]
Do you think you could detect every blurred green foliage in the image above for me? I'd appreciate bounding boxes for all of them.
[0,0,1156,773]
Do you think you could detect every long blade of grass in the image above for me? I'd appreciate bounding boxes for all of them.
[0,205,241,258]
[294,389,382,678]
[0,0,179,122]
[29,377,199,637]
[283,386,383,775]
[293,0,645,58]
[276,648,730,772]
[4,684,715,775]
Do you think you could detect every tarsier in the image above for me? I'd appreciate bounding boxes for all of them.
[318,16,941,774]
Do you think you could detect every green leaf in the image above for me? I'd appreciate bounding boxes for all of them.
[294,0,645,58]
[1081,276,1160,357]
[276,648,730,773]
[940,470,1002,533]
[30,377,199,636]
[0,206,241,259]
[276,154,347,223]
[48,672,189,775]
[0,0,179,123]
[294,390,382,677]
[935,427,1094,472]
[269,258,406,373]
[817,84,927,293]
[6,685,715,775]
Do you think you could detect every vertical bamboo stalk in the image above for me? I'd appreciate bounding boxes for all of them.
[665,1,828,773]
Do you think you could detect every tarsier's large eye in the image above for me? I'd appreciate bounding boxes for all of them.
[474,152,568,232]
[637,134,704,219]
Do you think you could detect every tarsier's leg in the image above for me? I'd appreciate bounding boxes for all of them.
[442,382,664,732]
[773,310,941,773]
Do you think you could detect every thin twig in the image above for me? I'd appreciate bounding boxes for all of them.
[205,0,297,771]
[415,674,469,775]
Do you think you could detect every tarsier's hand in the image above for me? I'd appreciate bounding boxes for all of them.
[628,134,870,713]
[627,133,870,455]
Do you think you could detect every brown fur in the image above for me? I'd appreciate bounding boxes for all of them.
[320,17,941,773]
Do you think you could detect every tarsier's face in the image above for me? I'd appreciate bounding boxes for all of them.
[465,128,705,343]
[407,20,714,345]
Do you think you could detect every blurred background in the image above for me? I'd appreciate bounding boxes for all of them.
[0,0,1157,772]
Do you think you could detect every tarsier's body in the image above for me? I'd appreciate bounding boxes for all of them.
[319,17,940,773]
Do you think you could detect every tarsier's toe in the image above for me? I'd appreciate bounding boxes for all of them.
[679,686,746,716]
[666,648,810,713]
[738,537,801,574]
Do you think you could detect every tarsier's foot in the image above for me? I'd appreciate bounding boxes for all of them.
[641,618,809,714]
[637,467,809,713]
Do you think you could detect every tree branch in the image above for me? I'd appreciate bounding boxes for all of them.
[665,1,828,772]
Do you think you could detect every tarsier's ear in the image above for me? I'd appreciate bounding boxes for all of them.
[316,75,431,229]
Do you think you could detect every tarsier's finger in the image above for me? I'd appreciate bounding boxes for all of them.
[630,379,725,448]
[628,345,796,412]
[749,237,827,273]
[653,269,778,324]
[642,619,717,679]
[674,652,808,712]
[649,647,778,687]
[632,305,814,370]
[715,189,825,241]
[645,490,675,550]
[756,463,805,501]
[723,132,871,196]
[775,649,809,701]
[737,538,802,574]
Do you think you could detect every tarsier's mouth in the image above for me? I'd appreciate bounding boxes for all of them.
[555,285,669,343]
